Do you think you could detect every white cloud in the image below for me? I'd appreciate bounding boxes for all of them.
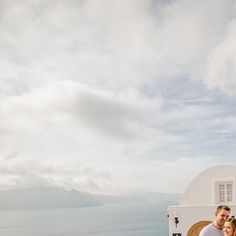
[0,0,236,194]
[205,20,236,95]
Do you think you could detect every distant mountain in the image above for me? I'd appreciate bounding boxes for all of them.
[0,187,101,210]
[0,187,181,210]
[96,191,181,205]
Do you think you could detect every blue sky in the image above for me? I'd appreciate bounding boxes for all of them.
[0,0,236,195]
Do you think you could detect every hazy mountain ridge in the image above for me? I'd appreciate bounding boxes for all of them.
[96,191,181,205]
[0,187,101,210]
[0,187,180,210]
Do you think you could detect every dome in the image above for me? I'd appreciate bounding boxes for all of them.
[180,164,236,205]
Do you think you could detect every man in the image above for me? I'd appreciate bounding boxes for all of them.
[199,205,231,236]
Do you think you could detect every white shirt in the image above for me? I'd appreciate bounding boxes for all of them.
[199,223,224,236]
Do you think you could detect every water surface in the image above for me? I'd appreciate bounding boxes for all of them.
[0,202,169,236]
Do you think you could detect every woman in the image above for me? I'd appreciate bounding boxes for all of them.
[224,217,236,236]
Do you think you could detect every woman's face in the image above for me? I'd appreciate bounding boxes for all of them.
[224,221,234,236]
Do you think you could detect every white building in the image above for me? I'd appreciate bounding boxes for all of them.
[167,164,236,236]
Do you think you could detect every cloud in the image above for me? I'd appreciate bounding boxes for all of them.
[0,155,109,193]
[0,80,167,186]
[0,0,236,194]
[205,20,236,95]
[1,0,235,95]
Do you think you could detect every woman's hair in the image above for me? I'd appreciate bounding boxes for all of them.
[225,217,236,236]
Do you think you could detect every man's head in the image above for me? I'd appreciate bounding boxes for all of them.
[214,205,231,229]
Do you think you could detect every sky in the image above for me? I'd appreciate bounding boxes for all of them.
[0,0,236,195]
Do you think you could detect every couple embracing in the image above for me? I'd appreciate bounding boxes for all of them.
[200,205,235,236]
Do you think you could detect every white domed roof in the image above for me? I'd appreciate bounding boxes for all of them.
[180,165,236,205]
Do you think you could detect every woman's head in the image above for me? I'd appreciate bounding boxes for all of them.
[224,217,236,236]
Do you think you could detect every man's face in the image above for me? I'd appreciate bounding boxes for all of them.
[216,209,230,228]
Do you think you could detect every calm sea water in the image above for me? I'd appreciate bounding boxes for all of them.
[0,202,169,236]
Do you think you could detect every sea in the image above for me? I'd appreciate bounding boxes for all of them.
[0,201,169,236]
